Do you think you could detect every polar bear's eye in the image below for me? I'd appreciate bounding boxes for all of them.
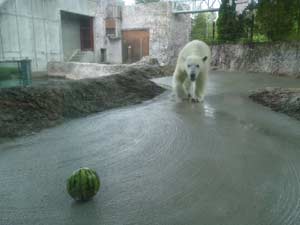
[196,65,200,68]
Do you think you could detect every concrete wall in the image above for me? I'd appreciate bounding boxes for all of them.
[93,1,191,65]
[0,0,97,72]
[121,2,191,65]
[107,39,122,64]
[1,0,190,72]
[61,12,81,61]
[94,0,107,64]
[168,12,191,65]
[211,42,300,77]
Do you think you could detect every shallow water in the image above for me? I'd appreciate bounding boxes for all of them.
[0,71,300,225]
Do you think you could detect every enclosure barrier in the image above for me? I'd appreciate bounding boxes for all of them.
[171,0,221,14]
[0,59,32,88]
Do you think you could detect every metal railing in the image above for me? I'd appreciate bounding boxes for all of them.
[171,0,221,14]
[67,49,81,62]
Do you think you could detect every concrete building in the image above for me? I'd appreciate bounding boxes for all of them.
[0,0,97,72]
[0,0,191,72]
[98,1,191,65]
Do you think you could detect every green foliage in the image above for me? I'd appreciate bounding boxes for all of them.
[237,2,257,42]
[193,0,300,43]
[191,13,216,42]
[256,0,295,41]
[135,0,160,4]
[292,0,300,39]
[216,0,243,42]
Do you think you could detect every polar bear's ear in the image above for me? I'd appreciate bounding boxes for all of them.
[202,56,208,62]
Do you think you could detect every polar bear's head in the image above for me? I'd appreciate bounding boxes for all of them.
[185,55,208,82]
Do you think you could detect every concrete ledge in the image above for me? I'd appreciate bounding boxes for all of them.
[47,61,133,79]
[47,57,164,79]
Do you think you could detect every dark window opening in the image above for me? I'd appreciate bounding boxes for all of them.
[106,18,117,38]
[80,17,94,51]
[106,28,116,36]
[100,49,106,63]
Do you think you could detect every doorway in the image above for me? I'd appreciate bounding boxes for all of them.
[61,11,94,61]
[122,29,149,63]
[80,17,94,51]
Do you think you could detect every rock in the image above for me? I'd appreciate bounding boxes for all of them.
[133,56,160,66]
[249,87,300,120]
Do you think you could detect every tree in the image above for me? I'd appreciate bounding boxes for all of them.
[216,0,243,42]
[293,0,300,38]
[239,1,257,42]
[135,0,160,4]
[256,0,295,41]
[191,13,216,42]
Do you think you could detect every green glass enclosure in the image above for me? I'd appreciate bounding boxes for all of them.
[0,60,32,88]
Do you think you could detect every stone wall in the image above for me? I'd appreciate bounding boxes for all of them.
[168,11,191,65]
[211,42,300,77]
[122,2,191,65]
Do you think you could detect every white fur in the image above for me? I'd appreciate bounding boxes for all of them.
[172,40,211,102]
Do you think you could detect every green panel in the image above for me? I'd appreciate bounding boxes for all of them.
[0,60,32,88]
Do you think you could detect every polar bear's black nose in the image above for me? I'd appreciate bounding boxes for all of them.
[190,73,196,81]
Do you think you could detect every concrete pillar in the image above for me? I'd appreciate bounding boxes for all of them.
[94,0,108,63]
[0,24,4,59]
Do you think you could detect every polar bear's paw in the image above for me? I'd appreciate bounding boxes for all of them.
[191,96,204,103]
[191,98,199,103]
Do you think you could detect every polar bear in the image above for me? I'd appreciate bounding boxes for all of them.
[172,40,211,102]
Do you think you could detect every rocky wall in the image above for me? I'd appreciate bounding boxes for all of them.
[211,42,300,77]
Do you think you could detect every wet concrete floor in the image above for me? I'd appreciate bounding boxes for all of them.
[0,71,300,225]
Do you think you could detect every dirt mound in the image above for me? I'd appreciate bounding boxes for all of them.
[0,66,165,138]
[249,87,300,120]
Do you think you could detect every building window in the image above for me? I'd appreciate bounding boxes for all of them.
[105,18,116,38]
[100,49,107,63]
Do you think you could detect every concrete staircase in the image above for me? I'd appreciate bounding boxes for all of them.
[69,50,95,63]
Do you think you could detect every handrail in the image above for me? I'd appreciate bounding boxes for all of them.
[67,49,80,62]
[171,0,221,14]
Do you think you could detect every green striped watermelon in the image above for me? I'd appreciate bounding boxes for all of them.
[67,167,100,201]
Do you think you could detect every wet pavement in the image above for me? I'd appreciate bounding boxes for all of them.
[0,71,300,225]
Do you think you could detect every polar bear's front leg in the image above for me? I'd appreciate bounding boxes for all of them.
[194,76,206,102]
[184,80,202,103]
[173,77,188,101]
[190,81,196,100]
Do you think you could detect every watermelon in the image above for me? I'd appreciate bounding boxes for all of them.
[67,167,100,201]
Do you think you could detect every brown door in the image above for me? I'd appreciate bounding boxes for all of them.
[80,17,94,51]
[122,30,149,63]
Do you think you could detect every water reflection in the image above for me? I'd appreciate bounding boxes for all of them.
[203,102,216,118]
